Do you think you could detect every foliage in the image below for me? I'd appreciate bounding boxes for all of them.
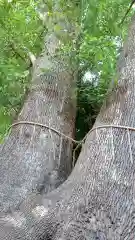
[75,0,133,140]
[0,0,44,140]
[0,0,134,141]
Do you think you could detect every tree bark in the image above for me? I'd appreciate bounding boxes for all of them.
[1,15,135,239]
[0,3,77,212]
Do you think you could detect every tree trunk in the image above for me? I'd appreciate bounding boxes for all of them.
[1,15,135,239]
[0,3,77,212]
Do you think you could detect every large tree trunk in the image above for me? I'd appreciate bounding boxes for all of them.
[1,15,135,240]
[0,2,77,212]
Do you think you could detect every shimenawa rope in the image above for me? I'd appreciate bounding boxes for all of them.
[7,121,135,167]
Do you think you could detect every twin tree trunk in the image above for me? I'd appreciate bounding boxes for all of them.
[1,6,135,240]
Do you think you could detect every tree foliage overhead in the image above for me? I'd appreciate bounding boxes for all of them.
[0,0,44,139]
[0,0,134,140]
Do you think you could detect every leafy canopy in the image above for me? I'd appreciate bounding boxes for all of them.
[0,0,134,140]
[0,0,44,139]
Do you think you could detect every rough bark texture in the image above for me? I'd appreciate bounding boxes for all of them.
[1,7,135,240]
[0,17,76,212]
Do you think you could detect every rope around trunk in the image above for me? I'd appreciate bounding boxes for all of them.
[7,121,135,167]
